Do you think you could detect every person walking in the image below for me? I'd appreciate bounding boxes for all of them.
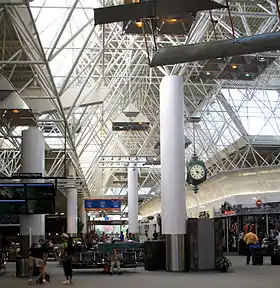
[28,239,48,285]
[60,234,73,285]
[243,228,259,265]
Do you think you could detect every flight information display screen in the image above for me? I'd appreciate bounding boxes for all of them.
[27,199,55,214]
[0,201,27,214]
[0,183,55,215]
[26,183,55,199]
[0,183,25,200]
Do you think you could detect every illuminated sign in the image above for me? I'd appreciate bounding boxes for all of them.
[84,199,121,211]
[224,210,236,215]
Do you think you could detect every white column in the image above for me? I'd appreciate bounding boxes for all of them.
[67,186,78,235]
[20,215,45,243]
[79,201,87,234]
[128,167,139,234]
[160,75,186,271]
[20,127,45,256]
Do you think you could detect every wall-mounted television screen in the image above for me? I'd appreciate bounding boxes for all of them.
[0,183,55,215]
[27,199,55,214]
[0,201,26,214]
[0,183,25,200]
[26,183,55,199]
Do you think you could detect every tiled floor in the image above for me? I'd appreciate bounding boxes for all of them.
[0,256,280,287]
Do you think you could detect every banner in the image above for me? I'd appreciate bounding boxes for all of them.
[84,199,121,211]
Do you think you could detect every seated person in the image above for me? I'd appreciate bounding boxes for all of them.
[120,231,124,242]
[28,239,48,285]
[110,249,123,275]
[153,231,159,240]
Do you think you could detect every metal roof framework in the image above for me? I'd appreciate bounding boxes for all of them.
[0,0,279,203]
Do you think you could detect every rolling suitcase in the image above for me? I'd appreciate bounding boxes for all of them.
[252,248,263,265]
[271,250,280,265]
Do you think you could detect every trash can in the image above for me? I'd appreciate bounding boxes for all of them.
[16,256,29,277]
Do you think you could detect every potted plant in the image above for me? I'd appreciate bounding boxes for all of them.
[216,256,232,272]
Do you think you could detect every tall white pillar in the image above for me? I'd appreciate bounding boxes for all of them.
[20,215,45,241]
[20,127,45,256]
[79,201,87,235]
[128,167,139,235]
[67,186,78,235]
[160,75,186,271]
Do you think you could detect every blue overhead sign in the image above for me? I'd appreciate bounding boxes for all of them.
[84,199,121,211]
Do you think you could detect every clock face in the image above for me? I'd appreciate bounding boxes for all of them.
[190,164,205,180]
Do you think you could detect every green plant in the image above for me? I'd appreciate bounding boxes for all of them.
[216,256,232,272]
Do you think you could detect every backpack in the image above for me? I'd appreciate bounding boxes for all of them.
[62,239,73,258]
[66,239,73,256]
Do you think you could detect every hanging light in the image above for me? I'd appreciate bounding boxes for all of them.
[231,64,238,69]
[135,21,143,28]
[258,56,266,62]
[167,18,178,23]
[11,109,21,114]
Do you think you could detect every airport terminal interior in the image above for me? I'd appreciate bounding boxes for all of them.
[0,0,280,286]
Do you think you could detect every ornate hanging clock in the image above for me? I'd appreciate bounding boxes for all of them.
[186,154,207,186]
[186,119,207,193]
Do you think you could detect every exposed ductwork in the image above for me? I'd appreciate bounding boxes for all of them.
[150,31,280,67]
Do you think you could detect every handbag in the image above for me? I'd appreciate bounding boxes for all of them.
[250,243,261,249]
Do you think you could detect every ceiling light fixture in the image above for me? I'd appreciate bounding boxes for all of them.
[167,18,178,23]
[245,73,250,77]
[135,21,143,28]
[11,109,21,114]
[258,56,266,62]
[205,71,211,75]
[231,64,238,69]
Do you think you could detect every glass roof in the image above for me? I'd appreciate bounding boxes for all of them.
[222,89,280,136]
[30,0,97,87]
[185,94,240,160]
[184,88,280,162]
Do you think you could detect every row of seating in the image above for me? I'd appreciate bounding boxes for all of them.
[97,242,144,253]
[71,250,139,269]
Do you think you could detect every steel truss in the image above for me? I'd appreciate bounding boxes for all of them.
[0,0,279,200]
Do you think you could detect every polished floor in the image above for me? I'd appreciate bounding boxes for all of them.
[0,256,280,287]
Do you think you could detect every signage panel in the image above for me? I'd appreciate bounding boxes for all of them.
[12,173,43,178]
[89,220,128,226]
[85,199,121,211]
[215,202,280,217]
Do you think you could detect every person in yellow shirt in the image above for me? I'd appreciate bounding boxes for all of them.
[243,228,259,265]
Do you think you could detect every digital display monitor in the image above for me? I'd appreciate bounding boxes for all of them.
[0,183,56,215]
[0,183,25,200]
[0,201,26,214]
[84,199,122,211]
[26,183,55,199]
[27,199,55,214]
